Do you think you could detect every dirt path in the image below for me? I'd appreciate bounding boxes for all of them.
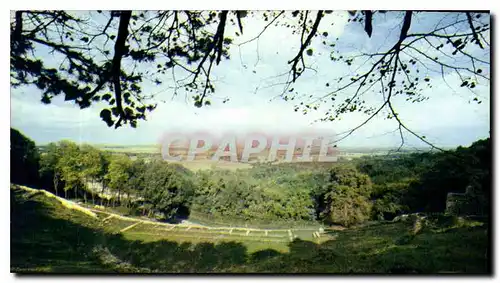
[90,208,317,233]
[14,184,339,239]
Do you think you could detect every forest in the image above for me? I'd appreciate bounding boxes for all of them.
[11,127,491,228]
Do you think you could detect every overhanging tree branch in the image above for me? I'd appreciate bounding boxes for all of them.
[111,10,132,128]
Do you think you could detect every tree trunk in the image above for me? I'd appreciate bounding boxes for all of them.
[343,203,348,227]
[101,181,106,205]
[90,178,95,205]
[65,190,68,199]
[53,174,59,196]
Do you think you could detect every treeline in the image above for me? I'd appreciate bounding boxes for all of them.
[12,129,195,221]
[11,128,490,227]
[356,138,491,219]
[191,164,373,227]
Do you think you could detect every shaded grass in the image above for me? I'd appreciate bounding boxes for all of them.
[188,209,321,230]
[234,221,490,273]
[11,187,112,273]
[11,185,490,274]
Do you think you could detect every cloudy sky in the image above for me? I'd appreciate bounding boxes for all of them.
[11,11,490,148]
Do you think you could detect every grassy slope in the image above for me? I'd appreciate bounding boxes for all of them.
[11,185,490,274]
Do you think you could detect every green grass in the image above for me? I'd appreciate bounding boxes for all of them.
[187,209,321,230]
[11,185,490,274]
[169,160,252,171]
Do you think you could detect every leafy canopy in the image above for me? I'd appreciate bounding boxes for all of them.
[10,11,490,147]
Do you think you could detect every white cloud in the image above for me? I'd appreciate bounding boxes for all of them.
[10,11,490,148]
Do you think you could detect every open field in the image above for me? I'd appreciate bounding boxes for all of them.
[11,184,490,274]
[38,143,427,172]
[94,144,162,154]
[167,160,253,171]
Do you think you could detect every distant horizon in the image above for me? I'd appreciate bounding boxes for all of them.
[34,139,468,151]
[11,11,489,152]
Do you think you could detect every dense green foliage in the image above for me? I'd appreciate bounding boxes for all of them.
[355,138,491,220]
[193,169,316,222]
[320,166,373,226]
[37,141,195,221]
[11,128,40,187]
[141,161,195,220]
[10,130,491,273]
[11,128,491,227]
[11,185,489,273]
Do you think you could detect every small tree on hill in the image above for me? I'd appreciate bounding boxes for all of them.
[320,165,373,227]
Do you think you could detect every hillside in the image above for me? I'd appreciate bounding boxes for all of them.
[11,184,489,274]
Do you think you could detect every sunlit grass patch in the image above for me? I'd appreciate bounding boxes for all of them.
[11,185,490,274]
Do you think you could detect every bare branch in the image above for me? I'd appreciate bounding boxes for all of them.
[466,12,484,49]
[237,11,285,46]
[288,10,324,82]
